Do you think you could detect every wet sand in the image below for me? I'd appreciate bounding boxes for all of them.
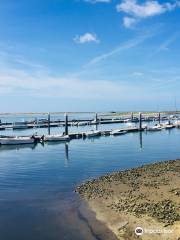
[76,160,180,240]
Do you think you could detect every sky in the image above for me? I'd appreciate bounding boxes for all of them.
[0,0,180,112]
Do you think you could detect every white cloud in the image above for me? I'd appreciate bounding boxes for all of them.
[133,71,144,76]
[84,0,111,3]
[74,33,99,44]
[117,0,180,28]
[0,66,143,100]
[117,0,177,18]
[0,48,149,101]
[123,16,137,28]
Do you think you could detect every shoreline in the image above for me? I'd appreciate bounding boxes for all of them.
[0,110,180,116]
[76,159,180,240]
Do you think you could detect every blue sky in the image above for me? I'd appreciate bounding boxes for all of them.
[0,0,180,112]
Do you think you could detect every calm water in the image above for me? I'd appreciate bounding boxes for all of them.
[0,124,180,240]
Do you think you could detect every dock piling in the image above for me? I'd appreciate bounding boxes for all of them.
[95,113,98,123]
[48,113,51,135]
[139,112,142,130]
[131,112,133,121]
[65,113,68,135]
[158,112,161,124]
[95,113,98,130]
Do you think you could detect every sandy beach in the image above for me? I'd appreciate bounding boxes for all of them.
[76,160,180,240]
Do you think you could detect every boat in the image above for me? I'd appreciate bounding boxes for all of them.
[174,121,180,128]
[146,125,162,131]
[110,129,127,135]
[164,124,175,129]
[0,136,35,145]
[124,118,132,123]
[43,134,70,142]
[85,130,101,137]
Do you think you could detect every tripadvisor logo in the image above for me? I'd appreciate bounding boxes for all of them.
[135,227,143,236]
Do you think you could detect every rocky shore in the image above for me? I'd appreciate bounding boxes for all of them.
[76,160,180,240]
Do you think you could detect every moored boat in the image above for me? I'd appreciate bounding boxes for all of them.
[163,124,175,129]
[43,134,70,142]
[85,130,101,137]
[146,125,162,131]
[110,129,127,135]
[174,121,180,128]
[0,136,35,145]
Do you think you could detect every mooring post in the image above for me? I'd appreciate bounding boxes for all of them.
[139,112,142,131]
[65,113,68,136]
[131,112,133,121]
[158,112,161,124]
[95,113,98,130]
[48,112,50,135]
[95,113,98,123]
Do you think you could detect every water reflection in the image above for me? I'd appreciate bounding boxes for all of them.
[65,143,69,167]
[0,143,37,151]
[139,132,143,149]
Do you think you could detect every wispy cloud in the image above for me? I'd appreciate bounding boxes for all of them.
[0,43,179,112]
[0,65,145,100]
[0,44,125,99]
[149,32,180,58]
[74,33,99,44]
[158,32,179,51]
[84,0,111,3]
[0,45,150,101]
[117,0,180,28]
[86,33,153,66]
[0,47,45,71]
[133,71,144,76]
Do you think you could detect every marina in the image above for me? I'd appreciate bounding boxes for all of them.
[0,111,179,130]
[0,112,180,146]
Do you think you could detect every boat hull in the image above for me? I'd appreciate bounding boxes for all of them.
[0,137,35,145]
[44,135,70,142]
[146,128,161,131]
[85,131,101,137]
[111,130,127,135]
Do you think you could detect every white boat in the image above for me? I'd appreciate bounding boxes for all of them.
[85,130,101,137]
[110,129,127,135]
[0,136,35,145]
[174,121,180,128]
[146,125,162,131]
[124,118,131,123]
[43,134,70,142]
[164,124,174,129]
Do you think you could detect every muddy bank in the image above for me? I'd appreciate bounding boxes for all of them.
[76,160,180,240]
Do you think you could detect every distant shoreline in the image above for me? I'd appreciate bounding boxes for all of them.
[76,159,180,240]
[0,110,180,116]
